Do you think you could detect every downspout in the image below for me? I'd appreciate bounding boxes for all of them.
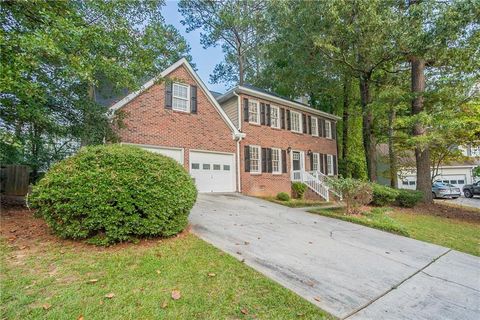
[234,90,242,192]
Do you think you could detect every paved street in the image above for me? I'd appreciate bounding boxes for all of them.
[190,193,480,320]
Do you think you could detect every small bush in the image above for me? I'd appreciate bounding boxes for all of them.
[276,192,290,201]
[396,189,423,208]
[371,184,399,206]
[29,144,197,245]
[327,178,372,214]
[291,182,307,199]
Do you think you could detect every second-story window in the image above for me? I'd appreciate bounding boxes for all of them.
[290,111,302,133]
[311,117,319,136]
[172,83,190,112]
[325,120,332,139]
[270,106,280,128]
[248,101,260,124]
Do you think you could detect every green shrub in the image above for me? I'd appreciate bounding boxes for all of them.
[276,192,290,201]
[371,184,399,206]
[327,178,372,214]
[291,182,307,199]
[28,144,197,245]
[396,189,423,208]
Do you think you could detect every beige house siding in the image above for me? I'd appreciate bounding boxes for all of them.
[221,96,239,128]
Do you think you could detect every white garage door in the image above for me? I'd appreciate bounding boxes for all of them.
[435,175,467,193]
[129,144,184,164]
[189,151,236,192]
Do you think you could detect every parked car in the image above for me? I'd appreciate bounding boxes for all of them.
[432,182,461,199]
[463,181,480,198]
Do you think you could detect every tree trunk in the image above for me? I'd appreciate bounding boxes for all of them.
[342,76,350,177]
[388,106,397,188]
[411,57,432,203]
[359,74,377,182]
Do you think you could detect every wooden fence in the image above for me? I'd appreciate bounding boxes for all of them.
[0,165,30,196]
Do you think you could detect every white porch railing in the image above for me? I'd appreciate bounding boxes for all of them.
[291,170,342,201]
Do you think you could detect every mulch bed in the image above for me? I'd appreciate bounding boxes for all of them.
[0,197,190,253]
[395,202,480,223]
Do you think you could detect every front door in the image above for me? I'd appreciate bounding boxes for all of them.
[291,151,305,181]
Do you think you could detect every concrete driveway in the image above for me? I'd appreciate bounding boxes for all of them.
[189,194,480,320]
[439,196,480,209]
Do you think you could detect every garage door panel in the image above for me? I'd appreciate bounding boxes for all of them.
[190,151,235,193]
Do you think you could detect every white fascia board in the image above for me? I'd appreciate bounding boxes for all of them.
[229,86,341,121]
[108,58,243,140]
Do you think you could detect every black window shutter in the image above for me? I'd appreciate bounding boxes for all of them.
[324,154,328,174]
[267,148,273,173]
[266,104,271,126]
[307,116,312,135]
[260,103,265,125]
[333,155,338,175]
[280,108,286,129]
[310,154,314,171]
[244,145,250,172]
[165,82,172,109]
[190,85,197,113]
[282,150,287,173]
[320,153,324,173]
[261,148,267,173]
[318,119,323,137]
[302,114,307,133]
[243,98,249,122]
[322,119,327,137]
[332,122,337,140]
[286,110,291,130]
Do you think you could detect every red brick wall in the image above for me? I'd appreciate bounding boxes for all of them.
[115,65,236,171]
[238,93,338,197]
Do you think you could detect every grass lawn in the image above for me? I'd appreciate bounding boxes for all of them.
[309,206,480,256]
[262,197,332,208]
[1,210,332,320]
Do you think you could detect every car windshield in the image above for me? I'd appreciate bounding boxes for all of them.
[434,182,447,187]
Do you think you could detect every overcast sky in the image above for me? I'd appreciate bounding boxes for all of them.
[162,1,228,93]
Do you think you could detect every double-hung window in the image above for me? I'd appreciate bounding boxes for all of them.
[270,106,280,128]
[312,153,320,171]
[290,111,302,133]
[249,145,261,173]
[271,148,281,174]
[248,100,260,124]
[327,154,334,175]
[311,117,319,136]
[172,83,190,112]
[325,120,332,139]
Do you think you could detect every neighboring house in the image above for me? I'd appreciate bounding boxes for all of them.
[109,58,340,200]
[377,144,480,193]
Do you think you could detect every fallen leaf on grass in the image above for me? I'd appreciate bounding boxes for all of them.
[87,279,98,284]
[171,290,181,300]
[161,301,168,309]
[78,315,84,320]
[241,308,249,315]
[42,303,51,310]
[156,270,161,274]
[105,293,115,299]
[207,272,216,277]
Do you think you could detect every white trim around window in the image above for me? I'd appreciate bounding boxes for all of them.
[290,110,302,133]
[270,105,280,129]
[312,152,320,171]
[249,145,261,174]
[311,117,319,136]
[271,147,282,174]
[325,120,332,139]
[172,82,190,112]
[248,100,260,124]
[327,154,334,176]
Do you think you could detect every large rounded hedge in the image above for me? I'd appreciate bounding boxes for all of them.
[29,144,197,245]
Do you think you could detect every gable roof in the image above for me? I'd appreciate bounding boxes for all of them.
[108,58,244,139]
[216,84,341,121]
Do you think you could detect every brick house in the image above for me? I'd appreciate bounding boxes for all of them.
[110,58,340,200]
